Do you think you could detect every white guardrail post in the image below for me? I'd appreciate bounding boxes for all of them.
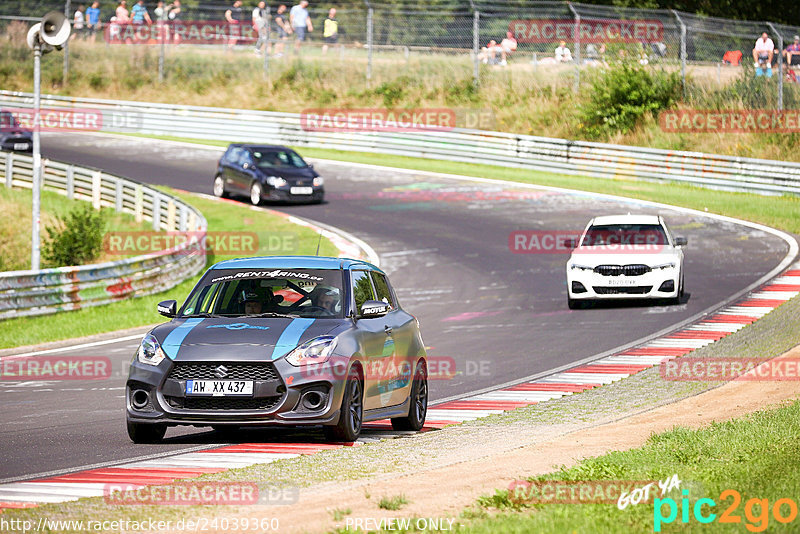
[0,151,207,321]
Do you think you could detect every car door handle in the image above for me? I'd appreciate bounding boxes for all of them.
[384,325,393,335]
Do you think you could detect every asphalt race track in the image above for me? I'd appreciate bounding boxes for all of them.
[0,132,791,481]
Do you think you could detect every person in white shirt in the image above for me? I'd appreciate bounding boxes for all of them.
[252,1,269,54]
[752,32,775,66]
[498,31,517,65]
[555,40,572,63]
[71,5,85,40]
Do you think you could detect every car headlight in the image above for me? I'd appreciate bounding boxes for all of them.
[313,176,324,187]
[137,333,167,366]
[653,262,676,270]
[569,263,594,271]
[285,336,337,367]
[266,176,287,187]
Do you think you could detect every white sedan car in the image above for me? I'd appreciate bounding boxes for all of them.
[566,214,686,309]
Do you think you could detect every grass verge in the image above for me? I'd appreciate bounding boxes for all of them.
[137,134,800,234]
[0,188,339,349]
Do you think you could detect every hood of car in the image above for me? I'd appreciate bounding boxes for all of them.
[151,317,346,362]
[568,245,680,267]
[261,166,317,180]
[1,129,32,139]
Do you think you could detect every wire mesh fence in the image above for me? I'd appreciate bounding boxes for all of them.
[3,1,800,112]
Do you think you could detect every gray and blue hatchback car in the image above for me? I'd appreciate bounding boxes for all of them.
[126,256,427,443]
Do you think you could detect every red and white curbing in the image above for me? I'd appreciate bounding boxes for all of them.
[1,266,797,510]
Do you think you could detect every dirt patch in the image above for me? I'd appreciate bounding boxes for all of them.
[180,344,800,534]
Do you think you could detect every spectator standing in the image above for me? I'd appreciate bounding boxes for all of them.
[555,40,572,63]
[72,5,85,40]
[253,1,269,54]
[784,35,800,66]
[752,32,774,77]
[273,4,291,56]
[168,0,181,21]
[86,1,101,42]
[322,7,337,55]
[116,0,130,23]
[131,0,151,24]
[225,0,244,50]
[290,0,312,52]
[154,1,168,22]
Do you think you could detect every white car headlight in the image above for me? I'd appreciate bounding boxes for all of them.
[137,333,167,366]
[313,177,324,187]
[266,176,287,187]
[653,262,676,270]
[285,336,337,367]
[569,263,594,271]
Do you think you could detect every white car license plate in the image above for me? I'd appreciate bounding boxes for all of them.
[13,143,29,151]
[290,186,313,195]
[606,278,638,286]
[185,380,253,396]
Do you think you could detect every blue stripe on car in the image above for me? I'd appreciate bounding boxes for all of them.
[162,318,204,360]
[271,318,315,360]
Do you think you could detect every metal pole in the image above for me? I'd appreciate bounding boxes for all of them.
[32,44,42,270]
[568,3,580,92]
[472,10,479,86]
[263,5,271,77]
[366,6,373,86]
[768,23,783,111]
[672,10,687,99]
[63,0,71,84]
[158,21,165,83]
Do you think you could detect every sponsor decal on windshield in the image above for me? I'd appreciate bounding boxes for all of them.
[209,270,324,284]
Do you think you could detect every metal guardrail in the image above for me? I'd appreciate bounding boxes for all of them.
[2,91,800,197]
[0,151,207,320]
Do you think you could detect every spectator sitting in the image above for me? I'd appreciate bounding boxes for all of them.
[784,35,800,66]
[479,39,501,64]
[555,40,572,63]
[752,32,774,77]
[722,50,743,66]
[498,31,517,65]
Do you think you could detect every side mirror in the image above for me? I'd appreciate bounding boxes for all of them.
[674,236,688,246]
[359,300,390,318]
[157,300,177,318]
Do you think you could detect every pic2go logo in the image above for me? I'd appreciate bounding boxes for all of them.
[654,489,799,532]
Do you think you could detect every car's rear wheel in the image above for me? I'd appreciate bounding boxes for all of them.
[324,367,362,442]
[213,175,228,198]
[391,361,427,431]
[250,181,263,206]
[127,420,167,443]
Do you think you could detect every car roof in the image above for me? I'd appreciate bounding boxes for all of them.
[590,214,662,226]
[209,256,383,273]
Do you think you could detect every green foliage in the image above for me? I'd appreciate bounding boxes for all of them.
[374,79,407,108]
[580,62,681,139]
[377,494,409,510]
[42,204,106,268]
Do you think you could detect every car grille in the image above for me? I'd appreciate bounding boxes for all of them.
[167,362,280,381]
[164,395,282,411]
[594,264,651,277]
[593,286,653,295]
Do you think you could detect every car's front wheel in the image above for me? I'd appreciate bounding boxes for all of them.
[127,420,167,443]
[250,181,263,206]
[213,175,228,198]
[391,360,427,431]
[324,367,363,442]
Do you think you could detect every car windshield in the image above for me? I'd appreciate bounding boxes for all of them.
[0,111,20,130]
[252,149,308,169]
[581,224,668,246]
[180,268,344,318]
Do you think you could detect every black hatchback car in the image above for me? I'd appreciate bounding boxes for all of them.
[0,110,32,153]
[213,144,324,205]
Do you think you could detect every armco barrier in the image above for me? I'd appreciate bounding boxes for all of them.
[2,91,800,196]
[0,152,207,320]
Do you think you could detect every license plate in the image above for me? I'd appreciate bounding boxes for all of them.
[290,186,313,195]
[606,278,638,286]
[185,380,253,396]
[13,143,29,151]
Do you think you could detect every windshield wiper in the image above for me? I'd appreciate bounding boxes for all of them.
[246,312,300,318]
[182,312,226,318]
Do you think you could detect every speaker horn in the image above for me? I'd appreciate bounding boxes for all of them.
[40,11,71,48]
[26,23,54,53]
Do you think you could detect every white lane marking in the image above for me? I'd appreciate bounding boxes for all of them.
[0,334,145,361]
[748,291,799,300]
[425,409,503,420]
[469,391,566,402]
[646,339,714,348]
[685,323,744,332]
[539,373,628,384]
[718,306,774,316]
[0,491,78,503]
[381,248,438,257]
[600,356,668,365]
[0,483,109,497]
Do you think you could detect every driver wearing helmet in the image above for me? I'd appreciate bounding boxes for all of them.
[309,286,340,313]
[243,288,274,315]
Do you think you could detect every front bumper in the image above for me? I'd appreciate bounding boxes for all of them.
[266,185,324,203]
[567,269,679,300]
[126,356,346,426]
